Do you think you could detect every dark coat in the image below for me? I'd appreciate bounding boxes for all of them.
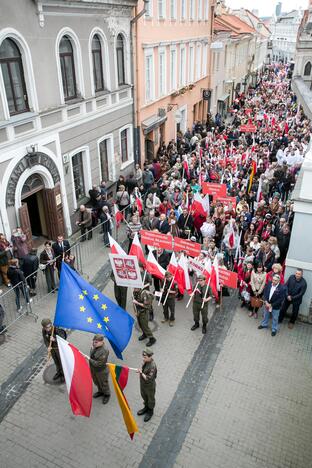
[156,251,170,270]
[52,240,71,260]
[263,282,287,309]
[156,219,170,234]
[21,253,39,277]
[7,266,26,287]
[285,275,307,305]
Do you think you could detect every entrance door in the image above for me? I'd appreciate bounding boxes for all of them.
[19,203,33,250]
[145,138,154,163]
[42,183,65,240]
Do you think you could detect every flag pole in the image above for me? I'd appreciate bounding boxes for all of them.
[186,281,199,308]
[201,278,211,310]
[162,277,175,307]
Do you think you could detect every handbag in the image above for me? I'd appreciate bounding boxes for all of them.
[250,296,263,309]
[241,289,250,303]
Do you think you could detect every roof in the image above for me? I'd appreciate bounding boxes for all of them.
[213,14,256,37]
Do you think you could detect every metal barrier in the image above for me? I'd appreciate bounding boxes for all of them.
[0,205,129,335]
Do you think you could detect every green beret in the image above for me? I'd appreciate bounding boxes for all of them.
[198,275,206,281]
[93,334,104,341]
[143,348,153,357]
[41,318,52,327]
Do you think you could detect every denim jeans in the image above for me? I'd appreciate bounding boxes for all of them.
[261,307,280,333]
[14,284,30,311]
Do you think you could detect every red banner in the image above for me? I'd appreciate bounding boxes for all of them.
[202,182,227,197]
[173,238,201,258]
[218,269,238,289]
[239,124,257,133]
[213,195,237,210]
[244,108,252,115]
[140,230,173,250]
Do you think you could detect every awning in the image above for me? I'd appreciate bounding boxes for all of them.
[217,94,230,102]
[141,114,167,135]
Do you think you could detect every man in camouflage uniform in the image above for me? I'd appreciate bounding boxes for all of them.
[41,318,67,381]
[89,334,111,404]
[191,275,211,334]
[160,271,178,327]
[133,286,156,347]
[137,348,157,422]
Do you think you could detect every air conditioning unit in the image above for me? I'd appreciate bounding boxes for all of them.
[158,108,166,117]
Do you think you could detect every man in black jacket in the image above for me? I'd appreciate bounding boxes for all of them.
[156,214,170,234]
[258,274,286,336]
[41,318,66,381]
[279,269,307,329]
[52,235,71,278]
[21,249,39,296]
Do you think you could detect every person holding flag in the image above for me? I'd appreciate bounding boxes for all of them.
[191,275,212,334]
[137,348,157,422]
[160,271,178,327]
[89,334,111,405]
[133,286,156,347]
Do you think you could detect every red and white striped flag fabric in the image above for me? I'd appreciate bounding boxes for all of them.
[146,251,166,279]
[256,176,263,203]
[129,232,146,267]
[178,254,192,295]
[228,221,235,249]
[210,256,219,300]
[56,336,92,417]
[108,233,127,256]
[192,193,208,217]
[203,257,212,283]
[167,252,184,294]
[182,159,190,179]
[114,204,124,228]
[135,197,143,216]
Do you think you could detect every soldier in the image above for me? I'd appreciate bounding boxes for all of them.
[41,318,67,381]
[140,266,154,321]
[89,334,111,404]
[191,275,212,334]
[160,271,178,326]
[137,348,157,422]
[133,287,156,347]
[110,271,127,310]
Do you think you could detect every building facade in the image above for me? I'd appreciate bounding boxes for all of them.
[0,0,137,243]
[270,9,303,63]
[134,0,214,162]
[210,9,268,118]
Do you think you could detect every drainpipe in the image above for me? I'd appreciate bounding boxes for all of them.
[130,1,148,166]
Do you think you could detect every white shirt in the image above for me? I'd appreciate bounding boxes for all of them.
[269,284,278,301]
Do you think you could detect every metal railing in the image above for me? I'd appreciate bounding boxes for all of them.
[0,206,129,335]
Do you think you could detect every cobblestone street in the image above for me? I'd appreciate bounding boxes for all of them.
[0,278,311,468]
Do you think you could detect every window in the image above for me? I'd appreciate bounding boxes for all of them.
[170,48,177,90]
[158,0,165,19]
[72,152,85,202]
[179,47,186,86]
[159,49,166,96]
[170,0,176,19]
[120,129,128,163]
[197,0,202,20]
[181,0,186,19]
[92,35,104,92]
[145,52,154,102]
[190,0,195,20]
[99,139,110,182]
[202,44,207,77]
[0,38,29,115]
[189,45,195,82]
[116,34,126,86]
[304,61,311,76]
[196,44,201,80]
[59,36,77,101]
[204,0,209,20]
[145,0,153,17]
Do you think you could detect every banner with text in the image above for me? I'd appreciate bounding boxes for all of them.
[213,196,237,210]
[202,182,227,197]
[140,230,173,250]
[173,238,201,258]
[218,269,238,289]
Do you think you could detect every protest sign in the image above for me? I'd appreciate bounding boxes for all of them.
[109,254,143,288]
[218,269,238,289]
[202,182,227,197]
[173,238,201,258]
[140,230,173,250]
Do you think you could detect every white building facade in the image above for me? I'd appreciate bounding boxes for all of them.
[270,9,303,63]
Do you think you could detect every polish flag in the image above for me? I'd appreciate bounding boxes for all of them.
[108,233,127,255]
[256,176,263,203]
[192,193,208,217]
[182,159,190,180]
[146,251,165,279]
[135,197,143,216]
[168,252,184,294]
[228,221,235,249]
[56,336,92,417]
[178,254,192,294]
[203,257,212,283]
[210,256,219,299]
[114,204,124,228]
[129,233,146,267]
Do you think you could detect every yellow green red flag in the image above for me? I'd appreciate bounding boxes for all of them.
[107,363,139,439]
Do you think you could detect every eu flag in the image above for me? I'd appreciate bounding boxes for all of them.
[53,262,134,359]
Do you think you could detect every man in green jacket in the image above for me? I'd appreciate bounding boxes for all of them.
[137,348,157,422]
[89,334,110,404]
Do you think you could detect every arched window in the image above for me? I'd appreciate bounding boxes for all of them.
[59,36,77,100]
[116,34,126,86]
[92,34,104,92]
[0,38,29,115]
[304,61,312,76]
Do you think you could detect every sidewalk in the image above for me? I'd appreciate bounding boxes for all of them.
[0,285,311,468]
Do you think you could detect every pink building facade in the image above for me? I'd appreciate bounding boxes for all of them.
[134,0,214,163]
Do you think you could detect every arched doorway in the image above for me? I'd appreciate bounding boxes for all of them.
[21,174,47,241]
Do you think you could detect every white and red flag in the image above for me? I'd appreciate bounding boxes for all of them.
[135,197,143,216]
[146,251,166,279]
[182,159,190,180]
[228,220,235,249]
[129,232,146,267]
[203,257,212,283]
[114,204,124,228]
[167,252,185,294]
[192,193,208,217]
[178,254,192,295]
[256,176,263,203]
[108,233,127,256]
[210,256,220,300]
[56,336,92,417]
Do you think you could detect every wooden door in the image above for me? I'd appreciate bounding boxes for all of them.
[19,203,33,250]
[42,183,65,240]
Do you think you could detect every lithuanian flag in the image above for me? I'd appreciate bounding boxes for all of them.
[107,364,139,440]
[248,158,257,193]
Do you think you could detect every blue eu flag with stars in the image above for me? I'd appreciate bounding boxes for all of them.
[53,262,134,359]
